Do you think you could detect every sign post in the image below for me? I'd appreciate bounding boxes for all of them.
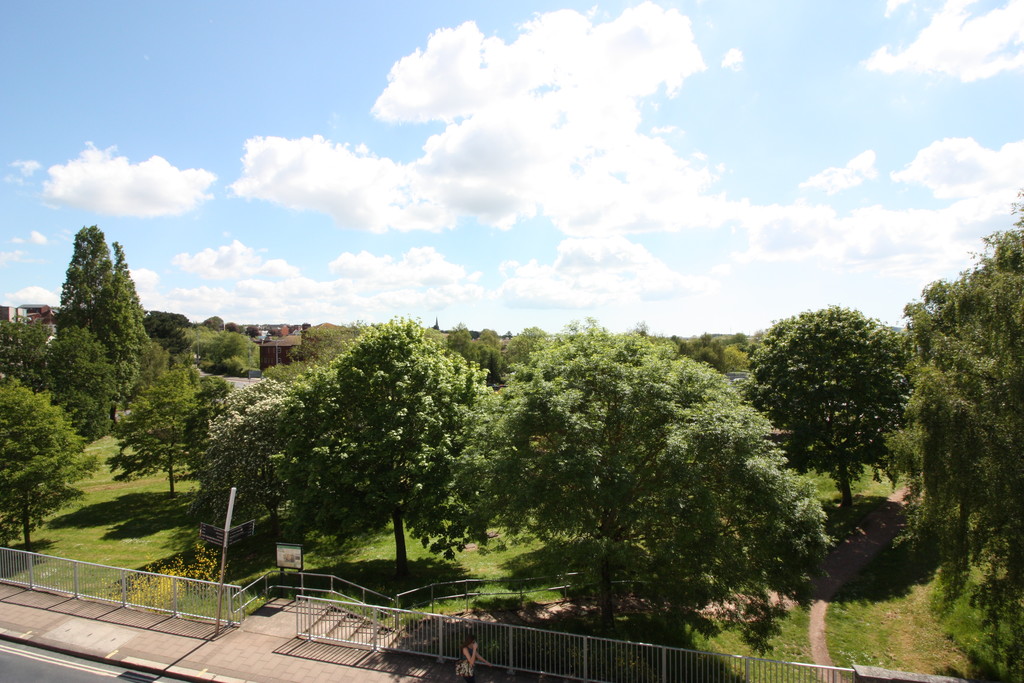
[214,487,236,637]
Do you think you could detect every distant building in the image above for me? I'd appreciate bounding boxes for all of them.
[258,334,301,371]
[1,304,56,333]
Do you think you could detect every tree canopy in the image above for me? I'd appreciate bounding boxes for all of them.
[57,227,148,415]
[0,383,93,551]
[747,306,909,507]
[191,380,290,536]
[471,323,827,643]
[281,318,487,577]
[0,319,50,392]
[46,326,116,440]
[898,212,1024,675]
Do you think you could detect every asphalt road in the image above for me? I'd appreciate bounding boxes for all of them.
[0,641,172,682]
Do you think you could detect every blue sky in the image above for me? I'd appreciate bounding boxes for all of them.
[2,0,1022,335]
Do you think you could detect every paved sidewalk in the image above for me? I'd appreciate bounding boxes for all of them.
[0,583,528,682]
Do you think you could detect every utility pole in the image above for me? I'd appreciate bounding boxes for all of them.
[214,487,236,637]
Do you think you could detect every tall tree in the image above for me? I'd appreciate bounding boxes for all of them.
[899,210,1024,675]
[143,310,192,356]
[0,383,93,551]
[747,306,909,507]
[0,320,50,392]
[57,227,147,417]
[46,326,116,440]
[192,380,289,536]
[472,324,827,641]
[281,318,486,577]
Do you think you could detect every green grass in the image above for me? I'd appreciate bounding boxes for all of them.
[13,443,989,680]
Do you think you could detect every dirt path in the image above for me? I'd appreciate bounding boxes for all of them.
[809,488,908,666]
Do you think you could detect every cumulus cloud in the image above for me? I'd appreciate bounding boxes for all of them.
[42,143,216,217]
[800,150,878,195]
[147,247,484,323]
[171,240,301,279]
[891,137,1024,198]
[10,231,48,245]
[498,236,717,308]
[5,285,58,306]
[866,0,1024,81]
[232,3,713,235]
[721,48,744,71]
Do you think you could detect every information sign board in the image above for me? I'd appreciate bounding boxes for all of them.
[276,543,303,570]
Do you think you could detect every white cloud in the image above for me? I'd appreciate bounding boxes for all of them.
[329,246,478,288]
[499,236,717,308]
[229,135,452,232]
[232,3,714,235]
[721,48,744,71]
[5,285,58,306]
[866,0,1024,81]
[147,247,484,323]
[172,240,301,279]
[800,150,878,195]
[5,160,41,184]
[891,137,1024,198]
[42,143,216,217]
[11,231,48,245]
[0,250,27,267]
[885,0,914,17]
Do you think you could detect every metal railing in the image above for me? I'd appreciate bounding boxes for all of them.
[296,595,855,683]
[0,547,242,624]
[236,570,394,615]
[396,573,582,611]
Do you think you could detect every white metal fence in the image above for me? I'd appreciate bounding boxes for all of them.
[295,595,856,683]
[0,547,241,624]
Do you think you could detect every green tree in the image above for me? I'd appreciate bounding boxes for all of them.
[192,380,289,536]
[290,324,363,365]
[134,339,171,397]
[0,320,50,392]
[899,212,1024,675]
[747,306,909,507]
[503,326,548,369]
[0,383,93,551]
[46,326,116,440]
[472,324,827,640]
[143,310,192,356]
[57,227,147,418]
[281,318,487,577]
[112,367,205,496]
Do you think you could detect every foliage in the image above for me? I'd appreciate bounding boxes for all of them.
[0,382,93,550]
[281,318,487,577]
[289,323,363,365]
[898,210,1024,678]
[747,306,909,507]
[471,323,828,644]
[143,310,192,356]
[0,319,50,392]
[46,326,116,440]
[201,316,224,330]
[57,227,148,413]
[673,332,754,373]
[191,328,256,376]
[134,339,170,397]
[503,326,548,370]
[192,380,289,536]
[112,367,222,496]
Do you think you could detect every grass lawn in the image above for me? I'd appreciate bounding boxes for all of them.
[12,440,984,679]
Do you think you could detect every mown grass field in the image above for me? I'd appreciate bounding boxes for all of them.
[9,437,991,678]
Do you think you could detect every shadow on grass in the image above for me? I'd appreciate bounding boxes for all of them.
[823,493,892,547]
[832,535,939,605]
[48,491,196,544]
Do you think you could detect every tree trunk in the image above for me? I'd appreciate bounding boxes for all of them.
[599,555,615,632]
[392,508,408,578]
[838,476,853,508]
[168,461,176,497]
[22,506,32,553]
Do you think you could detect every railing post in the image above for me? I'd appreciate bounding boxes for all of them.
[120,570,127,607]
[507,626,515,675]
[172,577,178,617]
[73,562,79,599]
[28,552,34,588]
[372,606,380,651]
[662,645,668,683]
[583,635,589,683]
